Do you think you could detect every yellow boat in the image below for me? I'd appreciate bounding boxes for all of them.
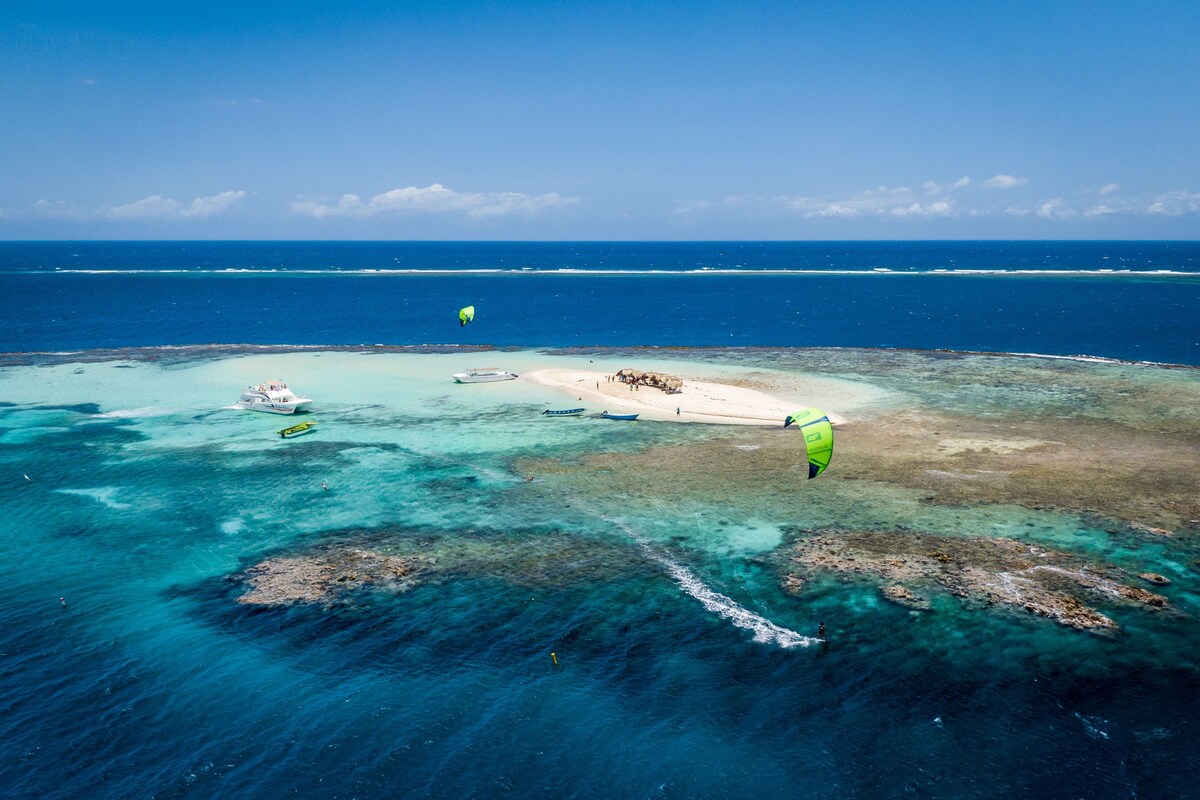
[278,420,317,438]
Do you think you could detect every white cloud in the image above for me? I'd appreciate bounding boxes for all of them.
[1144,190,1200,216]
[775,184,960,219]
[891,199,954,217]
[985,174,1029,189]
[1035,198,1076,219]
[669,181,1200,225]
[106,195,184,219]
[0,192,246,222]
[293,183,579,219]
[182,190,247,218]
[813,203,857,218]
[105,190,246,220]
[923,176,971,195]
[1099,182,1119,196]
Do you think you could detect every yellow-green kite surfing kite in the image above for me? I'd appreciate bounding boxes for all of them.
[783,407,834,479]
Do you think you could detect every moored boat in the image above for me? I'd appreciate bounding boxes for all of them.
[278,421,317,438]
[236,380,313,414]
[453,368,519,383]
[599,411,639,421]
[542,407,585,416]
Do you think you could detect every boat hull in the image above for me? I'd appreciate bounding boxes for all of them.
[237,401,312,414]
[453,372,518,383]
[543,408,585,416]
[279,421,317,438]
[600,413,639,421]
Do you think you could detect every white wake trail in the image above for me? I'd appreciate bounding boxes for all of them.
[605,515,818,649]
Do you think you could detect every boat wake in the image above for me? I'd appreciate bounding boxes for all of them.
[54,487,131,510]
[90,406,177,419]
[604,515,818,649]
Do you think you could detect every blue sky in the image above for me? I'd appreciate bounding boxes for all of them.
[2,1,1198,240]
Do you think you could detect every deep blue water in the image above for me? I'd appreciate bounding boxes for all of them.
[2,240,1200,274]
[1,241,1199,363]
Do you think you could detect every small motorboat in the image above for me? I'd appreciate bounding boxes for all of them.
[453,368,519,383]
[278,421,317,438]
[542,408,585,416]
[599,411,639,421]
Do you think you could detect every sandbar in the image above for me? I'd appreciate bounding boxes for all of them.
[523,368,851,426]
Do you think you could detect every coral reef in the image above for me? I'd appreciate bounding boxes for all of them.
[237,548,417,606]
[782,529,1169,631]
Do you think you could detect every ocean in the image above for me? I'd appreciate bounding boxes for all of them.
[1,242,1199,800]
[2,240,1199,363]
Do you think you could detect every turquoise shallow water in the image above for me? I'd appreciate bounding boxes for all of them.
[1,350,1198,799]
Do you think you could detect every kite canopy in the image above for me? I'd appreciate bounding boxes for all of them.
[459,306,475,327]
[784,407,834,479]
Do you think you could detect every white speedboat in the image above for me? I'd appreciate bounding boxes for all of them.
[236,380,313,414]
[452,368,519,384]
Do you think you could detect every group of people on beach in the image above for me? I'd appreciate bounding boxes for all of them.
[604,369,684,394]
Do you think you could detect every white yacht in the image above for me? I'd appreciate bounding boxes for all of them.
[236,380,313,414]
[452,367,519,384]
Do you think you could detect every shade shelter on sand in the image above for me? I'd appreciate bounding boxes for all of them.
[616,368,683,394]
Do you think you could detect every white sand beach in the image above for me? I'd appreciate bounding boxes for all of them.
[523,368,854,426]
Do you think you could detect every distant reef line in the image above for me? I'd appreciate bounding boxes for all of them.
[0,343,1196,369]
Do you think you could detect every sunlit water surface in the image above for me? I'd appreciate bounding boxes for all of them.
[1,350,1197,799]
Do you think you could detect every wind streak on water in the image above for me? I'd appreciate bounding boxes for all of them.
[602,513,817,649]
